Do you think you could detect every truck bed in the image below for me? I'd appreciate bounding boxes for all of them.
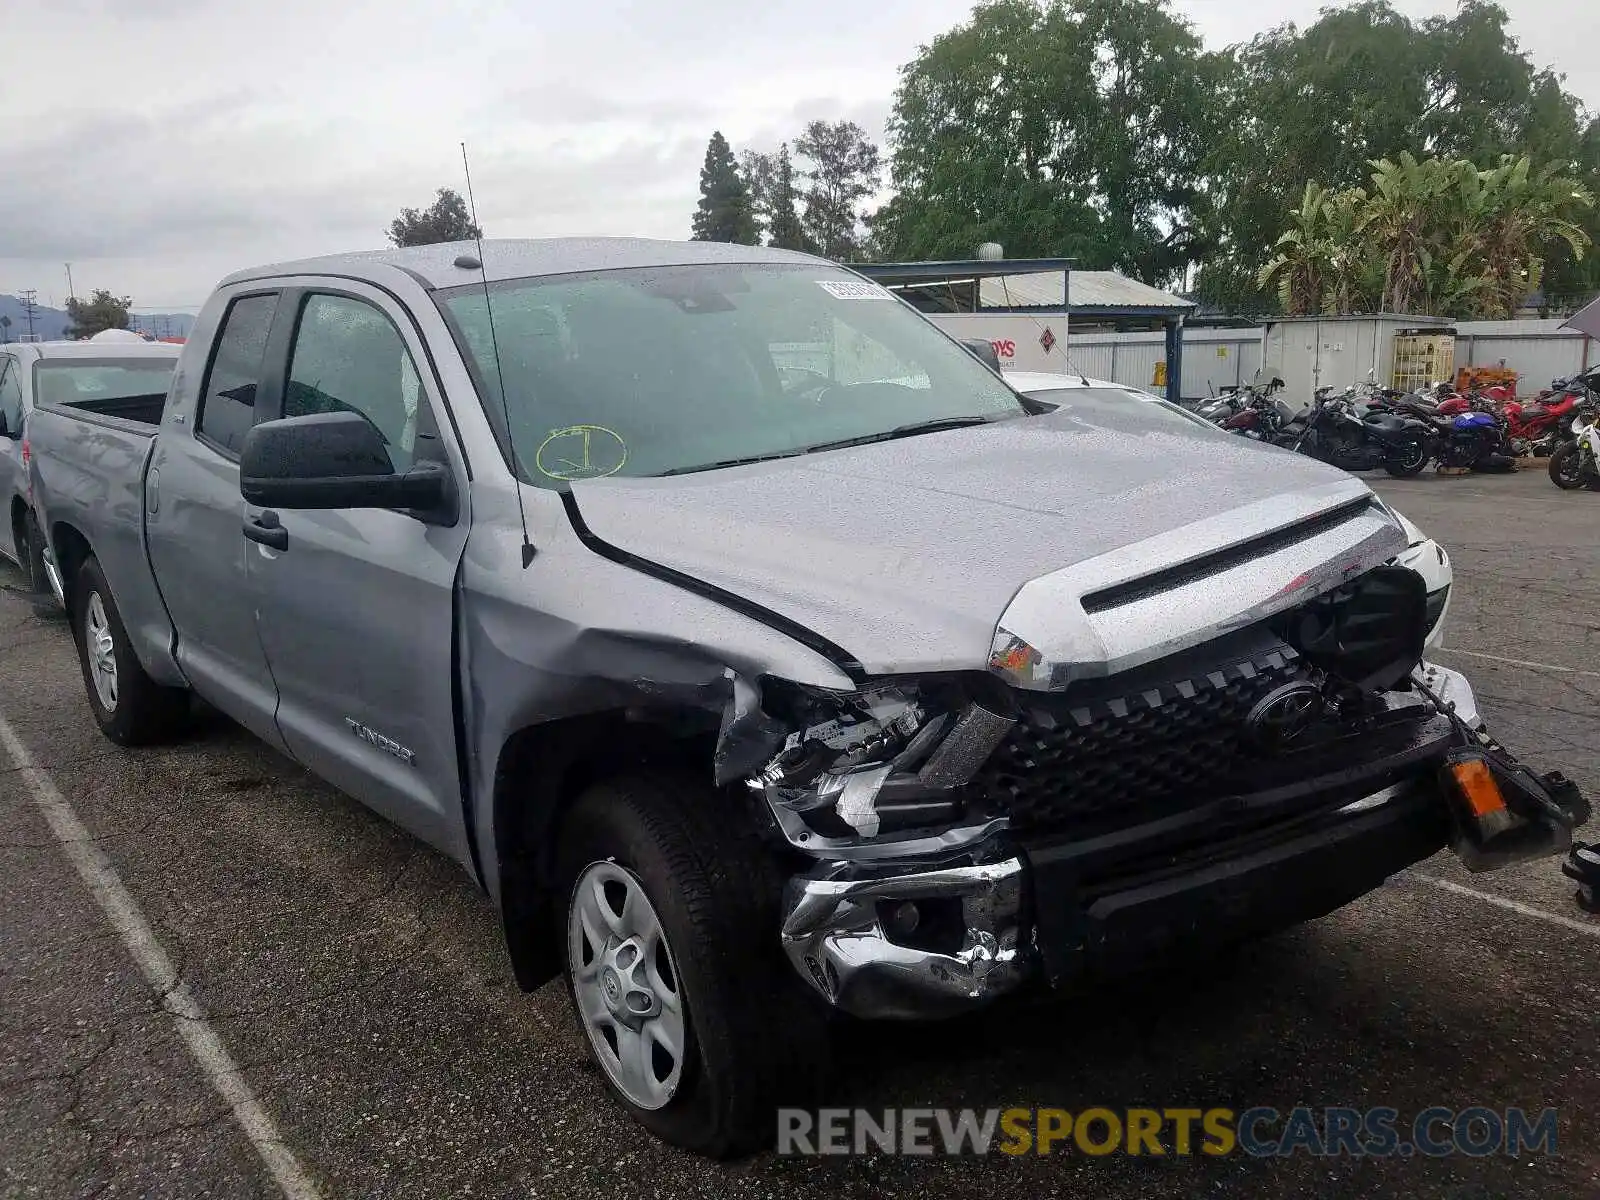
[26,404,176,680]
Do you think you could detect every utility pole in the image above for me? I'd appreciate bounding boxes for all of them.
[19,289,38,340]
[64,263,76,304]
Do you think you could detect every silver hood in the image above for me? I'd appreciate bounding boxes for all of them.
[568,409,1407,686]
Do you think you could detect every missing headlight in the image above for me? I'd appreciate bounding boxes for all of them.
[751,683,1015,843]
[1277,564,1427,692]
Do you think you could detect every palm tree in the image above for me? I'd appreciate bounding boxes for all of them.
[1257,183,1336,315]
[1356,153,1452,314]
[1472,156,1592,318]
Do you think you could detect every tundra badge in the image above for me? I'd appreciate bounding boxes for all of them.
[345,718,417,766]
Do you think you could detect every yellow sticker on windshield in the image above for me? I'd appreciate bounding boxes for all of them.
[535,425,628,481]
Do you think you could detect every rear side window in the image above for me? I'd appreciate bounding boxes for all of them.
[0,359,21,435]
[197,294,278,455]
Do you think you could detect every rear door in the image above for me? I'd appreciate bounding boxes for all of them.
[247,284,472,860]
[145,289,288,749]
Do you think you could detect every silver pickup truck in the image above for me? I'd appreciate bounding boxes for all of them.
[26,239,1586,1156]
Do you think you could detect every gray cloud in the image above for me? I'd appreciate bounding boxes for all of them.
[0,0,1593,308]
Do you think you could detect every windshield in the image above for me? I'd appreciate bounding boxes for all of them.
[437,263,1025,484]
[33,358,176,408]
[1022,385,1221,432]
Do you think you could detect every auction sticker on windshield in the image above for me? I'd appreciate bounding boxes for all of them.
[535,425,628,481]
[816,280,894,301]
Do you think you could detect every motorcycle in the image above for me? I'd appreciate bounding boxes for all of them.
[1365,390,1513,471]
[1502,386,1581,458]
[1283,388,1432,477]
[1548,401,1600,490]
[1201,376,1287,433]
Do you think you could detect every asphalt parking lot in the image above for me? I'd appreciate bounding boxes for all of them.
[2,465,1597,1199]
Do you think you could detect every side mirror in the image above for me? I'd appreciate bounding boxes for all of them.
[960,338,1002,373]
[239,411,448,512]
[0,410,9,439]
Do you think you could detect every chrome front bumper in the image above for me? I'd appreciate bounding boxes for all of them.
[778,662,1485,1020]
[779,852,1027,1019]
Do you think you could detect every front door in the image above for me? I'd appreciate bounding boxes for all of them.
[145,290,286,749]
[247,286,472,862]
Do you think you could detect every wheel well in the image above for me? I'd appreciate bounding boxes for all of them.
[50,522,91,615]
[493,710,715,991]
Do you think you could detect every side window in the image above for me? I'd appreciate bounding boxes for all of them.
[284,294,421,473]
[197,294,278,456]
[0,360,22,435]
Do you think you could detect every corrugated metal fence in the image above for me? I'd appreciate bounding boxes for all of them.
[1065,329,1264,397]
[1069,320,1594,400]
[1452,320,1596,391]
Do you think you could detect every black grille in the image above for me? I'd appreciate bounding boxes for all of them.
[966,643,1310,835]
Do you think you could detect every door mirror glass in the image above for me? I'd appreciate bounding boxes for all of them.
[239,411,447,511]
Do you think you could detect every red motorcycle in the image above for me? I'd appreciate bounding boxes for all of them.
[1501,388,1580,457]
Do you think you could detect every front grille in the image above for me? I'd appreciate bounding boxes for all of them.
[966,641,1311,835]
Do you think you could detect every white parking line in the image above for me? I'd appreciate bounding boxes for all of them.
[0,712,322,1200]
[1436,646,1600,679]
[1401,871,1600,939]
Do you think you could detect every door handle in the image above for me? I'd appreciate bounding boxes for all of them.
[243,509,288,551]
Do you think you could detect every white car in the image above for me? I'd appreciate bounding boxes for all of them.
[1004,371,1452,650]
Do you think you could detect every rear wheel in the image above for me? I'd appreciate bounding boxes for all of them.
[71,556,190,745]
[553,774,828,1157]
[1549,444,1586,490]
[1384,438,1429,478]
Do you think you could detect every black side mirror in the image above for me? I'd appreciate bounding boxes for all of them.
[0,411,9,439]
[960,338,1002,373]
[240,411,449,512]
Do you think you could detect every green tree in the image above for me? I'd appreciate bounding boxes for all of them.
[64,290,132,340]
[1256,153,1592,319]
[387,188,482,247]
[792,120,881,260]
[691,132,759,245]
[881,0,1220,285]
[1197,0,1593,312]
[742,144,813,252]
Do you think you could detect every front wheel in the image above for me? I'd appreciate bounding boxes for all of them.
[554,774,828,1157]
[71,556,190,745]
[1384,438,1429,478]
[1549,443,1587,490]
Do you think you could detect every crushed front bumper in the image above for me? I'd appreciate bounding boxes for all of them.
[776,664,1582,1018]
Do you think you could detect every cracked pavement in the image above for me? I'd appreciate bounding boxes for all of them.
[1,467,1597,1198]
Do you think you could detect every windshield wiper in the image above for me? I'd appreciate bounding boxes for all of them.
[658,448,807,476]
[656,414,1013,477]
[799,414,1010,456]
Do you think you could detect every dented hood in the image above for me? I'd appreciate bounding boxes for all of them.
[568,408,1402,680]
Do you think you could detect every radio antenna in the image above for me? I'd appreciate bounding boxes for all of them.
[460,141,535,568]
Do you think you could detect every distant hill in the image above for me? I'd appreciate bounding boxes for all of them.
[0,294,194,342]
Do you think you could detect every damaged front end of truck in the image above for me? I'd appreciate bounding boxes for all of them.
[737,500,1589,1020]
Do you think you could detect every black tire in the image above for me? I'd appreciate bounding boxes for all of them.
[1549,443,1585,490]
[71,556,189,745]
[553,774,828,1157]
[1384,438,1429,478]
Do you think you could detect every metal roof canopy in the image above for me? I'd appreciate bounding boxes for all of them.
[855,258,1189,402]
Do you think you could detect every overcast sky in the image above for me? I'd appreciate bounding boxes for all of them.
[1,0,1595,312]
